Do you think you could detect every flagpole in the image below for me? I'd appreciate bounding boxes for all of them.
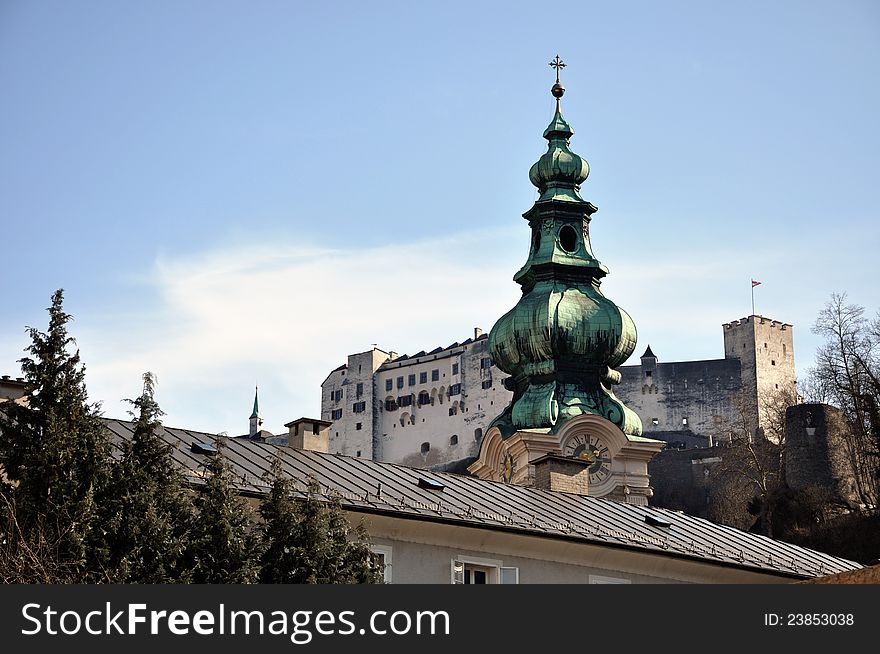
[751,282,755,316]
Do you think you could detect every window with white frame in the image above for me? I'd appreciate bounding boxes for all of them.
[450,556,518,584]
[370,545,393,583]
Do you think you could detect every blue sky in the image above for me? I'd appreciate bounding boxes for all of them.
[1,0,878,435]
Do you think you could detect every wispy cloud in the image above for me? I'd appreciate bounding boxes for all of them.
[15,225,864,436]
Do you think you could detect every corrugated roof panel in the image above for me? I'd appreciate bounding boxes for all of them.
[101,418,861,579]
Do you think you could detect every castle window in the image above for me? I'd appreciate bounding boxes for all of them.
[331,409,343,420]
[771,360,776,366]
[432,369,440,381]
[783,344,787,356]
[682,417,689,426]
[356,422,362,430]
[482,379,493,389]
[474,428,483,441]
[651,418,659,426]
[358,365,362,373]
[449,384,461,396]
[398,394,413,407]
[645,370,652,378]
[450,434,458,446]
[353,401,366,413]
[356,450,361,457]
[385,397,397,411]
[481,357,492,369]
[420,372,428,384]
[386,379,393,392]
[421,442,430,455]
[397,376,404,389]
[356,382,363,398]
[418,391,431,406]
[408,374,416,386]
[764,342,768,348]
[452,363,460,376]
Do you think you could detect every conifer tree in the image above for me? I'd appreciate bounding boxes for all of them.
[258,456,383,584]
[96,372,194,582]
[0,289,111,580]
[188,439,260,583]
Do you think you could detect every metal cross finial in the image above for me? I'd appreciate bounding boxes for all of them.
[549,54,566,83]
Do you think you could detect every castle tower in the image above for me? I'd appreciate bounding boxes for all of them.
[249,385,262,437]
[469,58,663,503]
[723,315,796,438]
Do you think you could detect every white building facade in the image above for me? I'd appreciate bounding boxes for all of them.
[321,329,510,468]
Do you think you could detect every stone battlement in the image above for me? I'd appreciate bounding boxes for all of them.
[723,315,791,330]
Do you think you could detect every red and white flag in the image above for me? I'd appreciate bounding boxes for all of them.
[751,279,762,287]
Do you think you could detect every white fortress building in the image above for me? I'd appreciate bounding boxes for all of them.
[321,328,510,470]
[321,316,796,470]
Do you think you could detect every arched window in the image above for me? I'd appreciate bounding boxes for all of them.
[474,428,483,442]
[559,224,578,253]
[385,396,397,411]
[420,442,430,455]
[400,412,409,427]
[418,390,431,406]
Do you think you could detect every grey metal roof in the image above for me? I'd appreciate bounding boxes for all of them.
[104,418,861,580]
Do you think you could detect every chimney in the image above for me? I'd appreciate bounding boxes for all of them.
[474,327,483,339]
[530,454,590,495]
[285,418,330,453]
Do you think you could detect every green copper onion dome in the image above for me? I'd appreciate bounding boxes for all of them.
[528,108,590,203]
[487,57,642,439]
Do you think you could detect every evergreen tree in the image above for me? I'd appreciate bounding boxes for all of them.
[258,456,383,584]
[96,373,194,582]
[0,289,112,580]
[188,439,260,583]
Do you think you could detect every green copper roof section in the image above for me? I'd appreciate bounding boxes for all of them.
[543,108,573,139]
[250,385,260,419]
[528,60,590,204]
[528,107,590,203]
[487,57,642,440]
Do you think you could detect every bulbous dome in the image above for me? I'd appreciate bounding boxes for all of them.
[528,110,590,202]
[489,281,637,380]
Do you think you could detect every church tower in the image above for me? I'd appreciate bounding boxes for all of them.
[469,58,663,504]
[249,385,262,437]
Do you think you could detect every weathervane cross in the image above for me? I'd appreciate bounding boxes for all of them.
[549,54,566,83]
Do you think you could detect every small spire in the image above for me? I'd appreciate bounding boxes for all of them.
[528,55,589,202]
[250,384,260,419]
[642,345,657,359]
[549,54,566,113]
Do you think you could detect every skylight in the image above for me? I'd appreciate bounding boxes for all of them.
[191,442,218,455]
[417,477,445,491]
[644,513,672,528]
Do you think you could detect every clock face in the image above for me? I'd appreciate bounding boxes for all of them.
[562,433,611,484]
